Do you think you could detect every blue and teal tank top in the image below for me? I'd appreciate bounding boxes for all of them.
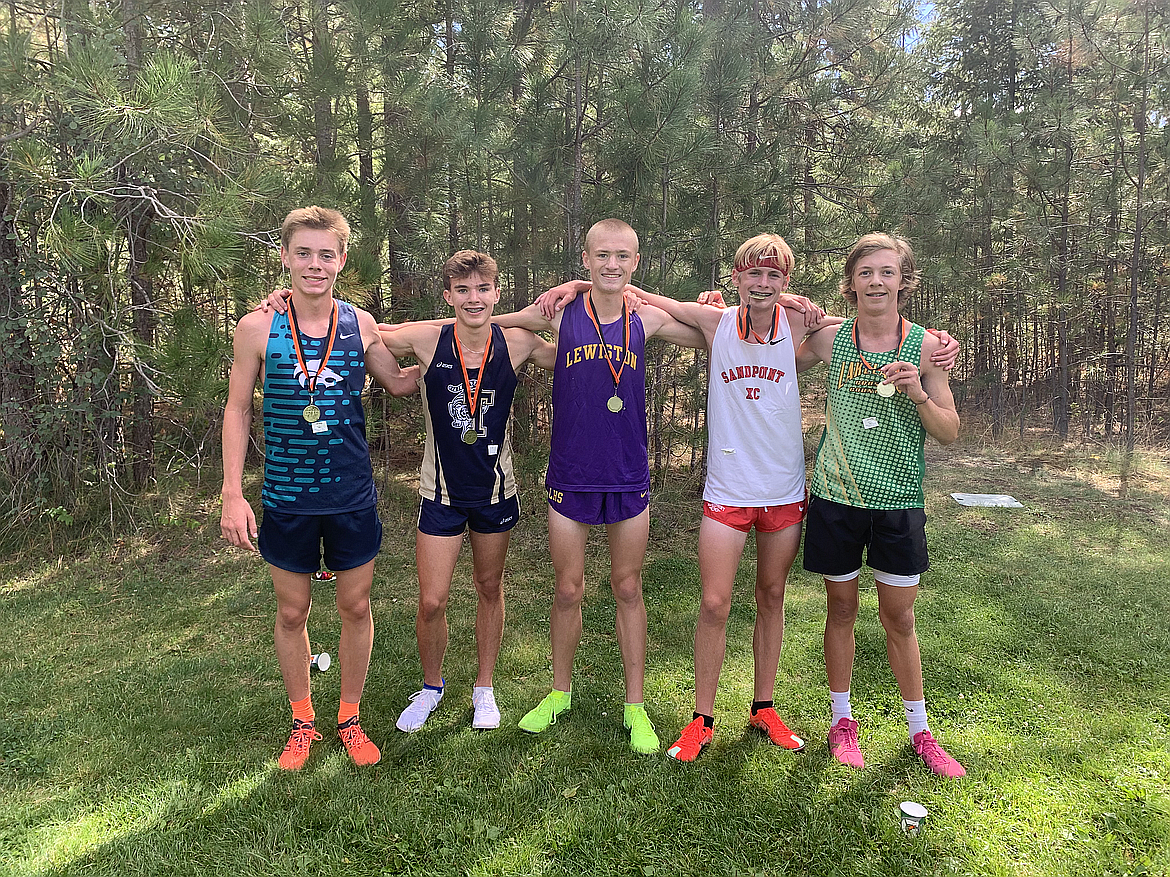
[260,301,376,512]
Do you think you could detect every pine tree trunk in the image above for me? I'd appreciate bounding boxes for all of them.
[0,183,37,482]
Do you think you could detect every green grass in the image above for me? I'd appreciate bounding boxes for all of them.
[2,443,1169,876]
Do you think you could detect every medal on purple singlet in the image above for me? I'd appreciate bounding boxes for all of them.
[287,300,339,422]
[584,292,630,415]
[453,324,493,445]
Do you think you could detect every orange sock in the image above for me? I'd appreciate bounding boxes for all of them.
[338,700,360,725]
[291,695,315,724]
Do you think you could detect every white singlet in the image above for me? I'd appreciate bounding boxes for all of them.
[703,306,805,507]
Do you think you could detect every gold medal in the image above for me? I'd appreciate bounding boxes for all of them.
[288,301,339,425]
[854,318,910,401]
[585,293,631,414]
[462,430,477,445]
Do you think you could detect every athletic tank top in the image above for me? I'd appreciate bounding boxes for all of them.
[419,323,518,506]
[260,301,376,513]
[547,294,649,493]
[809,317,927,509]
[704,307,805,506]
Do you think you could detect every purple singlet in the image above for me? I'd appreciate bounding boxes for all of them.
[546,294,649,492]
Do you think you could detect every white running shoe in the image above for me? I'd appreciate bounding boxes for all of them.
[472,686,501,729]
[396,686,443,732]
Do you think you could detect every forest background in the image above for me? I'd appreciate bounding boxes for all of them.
[1,0,1167,535]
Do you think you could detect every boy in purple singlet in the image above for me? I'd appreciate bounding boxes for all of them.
[492,219,703,753]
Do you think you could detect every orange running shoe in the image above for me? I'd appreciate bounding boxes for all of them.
[278,719,322,770]
[338,716,381,766]
[666,716,714,762]
[749,707,806,751]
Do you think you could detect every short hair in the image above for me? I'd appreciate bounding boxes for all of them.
[442,250,500,290]
[281,206,350,253]
[733,233,795,276]
[584,218,639,253]
[839,233,920,307]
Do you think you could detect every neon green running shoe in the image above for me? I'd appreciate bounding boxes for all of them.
[624,703,660,754]
[518,689,571,733]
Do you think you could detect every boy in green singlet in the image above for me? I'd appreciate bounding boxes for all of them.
[798,233,966,778]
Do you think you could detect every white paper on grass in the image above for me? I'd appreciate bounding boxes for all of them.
[949,493,1024,508]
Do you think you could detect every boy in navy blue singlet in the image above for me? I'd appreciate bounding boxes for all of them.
[221,207,417,769]
[374,251,554,733]
[491,220,705,753]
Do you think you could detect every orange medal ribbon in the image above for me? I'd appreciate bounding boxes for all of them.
[287,300,339,407]
[737,304,782,344]
[584,292,630,403]
[854,317,908,396]
[453,324,493,420]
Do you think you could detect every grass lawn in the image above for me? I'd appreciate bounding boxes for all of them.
[2,441,1168,876]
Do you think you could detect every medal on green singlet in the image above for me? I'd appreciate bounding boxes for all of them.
[855,318,909,400]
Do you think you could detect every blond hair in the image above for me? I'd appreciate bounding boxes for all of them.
[733,233,795,275]
[281,206,351,253]
[584,218,639,253]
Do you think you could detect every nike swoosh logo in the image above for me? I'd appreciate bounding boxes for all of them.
[641,492,647,498]
[340,332,356,339]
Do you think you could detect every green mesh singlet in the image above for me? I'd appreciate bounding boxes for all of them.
[809,317,927,509]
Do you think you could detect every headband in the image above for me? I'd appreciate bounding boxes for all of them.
[735,253,790,274]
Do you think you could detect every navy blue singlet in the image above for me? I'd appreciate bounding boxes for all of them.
[419,323,518,506]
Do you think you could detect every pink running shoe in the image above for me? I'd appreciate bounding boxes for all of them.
[827,717,864,769]
[912,730,966,777]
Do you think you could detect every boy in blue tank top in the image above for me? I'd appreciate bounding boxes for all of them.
[373,251,555,733]
[221,207,417,770]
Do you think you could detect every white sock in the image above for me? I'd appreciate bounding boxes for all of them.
[830,690,853,726]
[903,698,929,740]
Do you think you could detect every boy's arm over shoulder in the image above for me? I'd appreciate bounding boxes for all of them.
[785,308,842,342]
[356,308,420,397]
[638,303,706,349]
[795,322,840,373]
[220,310,271,552]
[493,302,560,335]
[379,319,442,367]
[502,326,556,372]
[634,288,720,348]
